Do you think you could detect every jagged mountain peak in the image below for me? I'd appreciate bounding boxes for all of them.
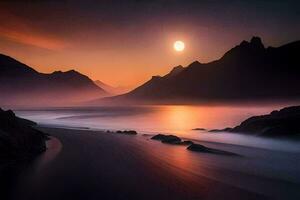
[250,36,264,48]
[164,65,184,78]
[237,36,264,49]
[109,36,300,103]
[222,36,266,60]
[189,61,201,66]
[238,36,264,49]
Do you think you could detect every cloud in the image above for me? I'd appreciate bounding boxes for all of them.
[0,10,67,50]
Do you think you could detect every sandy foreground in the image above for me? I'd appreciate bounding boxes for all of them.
[2,127,300,200]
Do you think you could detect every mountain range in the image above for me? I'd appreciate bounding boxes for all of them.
[105,36,300,104]
[1,36,300,106]
[0,54,107,106]
[94,80,129,95]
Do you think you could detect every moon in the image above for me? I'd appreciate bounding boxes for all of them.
[174,41,185,52]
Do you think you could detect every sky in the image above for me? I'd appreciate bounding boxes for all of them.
[0,0,299,89]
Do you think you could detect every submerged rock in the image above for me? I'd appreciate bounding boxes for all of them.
[181,140,194,145]
[151,134,167,140]
[187,144,238,156]
[151,134,238,156]
[187,144,210,152]
[0,108,48,161]
[209,127,232,132]
[116,130,137,135]
[192,128,206,131]
[151,134,182,144]
[151,134,194,145]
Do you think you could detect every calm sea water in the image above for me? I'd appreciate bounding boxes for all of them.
[14,104,300,152]
[8,104,300,199]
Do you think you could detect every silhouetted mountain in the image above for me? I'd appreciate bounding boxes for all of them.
[109,36,300,103]
[0,54,107,106]
[163,65,184,79]
[94,80,128,95]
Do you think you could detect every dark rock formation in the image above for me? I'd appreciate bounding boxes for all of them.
[151,134,182,144]
[230,105,300,138]
[0,108,48,161]
[187,144,238,156]
[181,140,194,145]
[187,144,210,152]
[209,127,232,132]
[151,134,193,145]
[151,134,237,155]
[116,130,138,135]
[192,128,206,131]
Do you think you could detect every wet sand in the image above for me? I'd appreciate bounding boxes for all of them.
[5,127,300,200]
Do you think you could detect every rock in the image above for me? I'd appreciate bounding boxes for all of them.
[192,128,206,131]
[181,140,194,145]
[151,134,167,140]
[161,135,181,144]
[187,144,238,156]
[230,105,300,138]
[116,130,137,135]
[151,134,182,144]
[0,108,48,161]
[151,134,195,145]
[123,130,138,135]
[187,144,210,152]
[209,127,232,132]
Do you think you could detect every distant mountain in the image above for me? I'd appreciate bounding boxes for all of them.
[94,80,128,95]
[0,54,107,106]
[107,37,300,104]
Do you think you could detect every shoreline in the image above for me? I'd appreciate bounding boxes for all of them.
[37,123,300,153]
[8,126,300,199]
[1,126,300,199]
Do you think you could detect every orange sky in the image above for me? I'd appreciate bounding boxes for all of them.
[0,25,230,89]
[0,1,299,89]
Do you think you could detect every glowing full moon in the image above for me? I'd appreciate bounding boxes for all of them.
[174,41,185,51]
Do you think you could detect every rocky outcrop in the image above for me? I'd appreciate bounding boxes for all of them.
[151,134,182,144]
[230,106,300,138]
[192,128,206,131]
[151,134,193,145]
[208,127,232,133]
[0,108,48,161]
[116,130,138,135]
[209,105,300,138]
[187,144,238,156]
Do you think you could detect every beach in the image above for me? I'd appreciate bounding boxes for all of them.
[3,126,299,200]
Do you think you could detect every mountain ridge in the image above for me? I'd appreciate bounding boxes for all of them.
[102,36,300,104]
[94,80,129,95]
[0,54,107,106]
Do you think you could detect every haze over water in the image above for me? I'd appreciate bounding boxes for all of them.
[15,103,300,152]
